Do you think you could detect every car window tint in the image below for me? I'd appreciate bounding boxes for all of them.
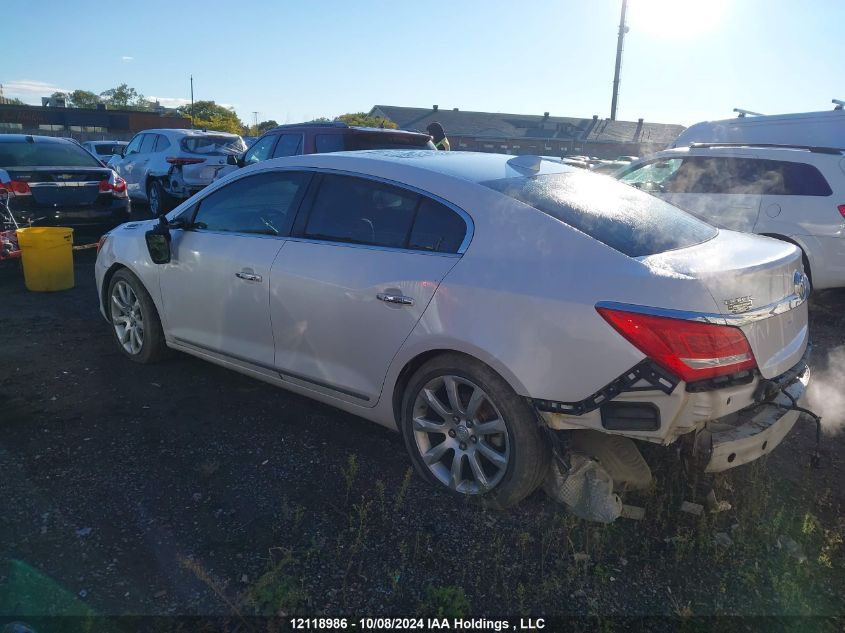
[0,141,102,168]
[305,175,418,248]
[346,133,435,151]
[769,161,831,196]
[409,198,467,253]
[483,171,718,258]
[124,135,143,156]
[192,171,309,236]
[154,135,171,152]
[315,134,346,153]
[139,134,156,154]
[272,134,303,158]
[244,135,278,164]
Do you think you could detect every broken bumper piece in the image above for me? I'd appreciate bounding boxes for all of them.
[702,364,810,473]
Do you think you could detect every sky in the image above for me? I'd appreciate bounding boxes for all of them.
[2,0,843,127]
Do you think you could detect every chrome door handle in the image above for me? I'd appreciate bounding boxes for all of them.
[235,271,262,282]
[377,293,414,306]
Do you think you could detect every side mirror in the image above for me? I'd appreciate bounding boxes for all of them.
[145,216,172,264]
[226,154,238,166]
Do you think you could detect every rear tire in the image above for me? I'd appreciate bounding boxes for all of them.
[147,179,173,217]
[400,353,550,509]
[107,269,168,364]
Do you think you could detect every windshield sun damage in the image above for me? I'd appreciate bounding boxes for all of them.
[483,171,718,258]
[180,135,247,156]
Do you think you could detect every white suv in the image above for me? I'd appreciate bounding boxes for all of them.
[616,144,845,289]
[110,129,246,216]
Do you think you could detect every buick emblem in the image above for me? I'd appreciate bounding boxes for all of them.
[793,270,809,301]
[724,296,754,314]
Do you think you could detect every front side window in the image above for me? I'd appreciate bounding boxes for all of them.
[273,134,303,158]
[244,135,278,164]
[304,175,418,248]
[484,171,718,258]
[124,134,143,156]
[191,171,309,235]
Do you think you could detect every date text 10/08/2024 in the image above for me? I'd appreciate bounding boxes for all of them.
[290,618,547,631]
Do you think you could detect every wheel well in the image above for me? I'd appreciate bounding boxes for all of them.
[391,349,510,423]
[759,233,812,281]
[101,263,127,321]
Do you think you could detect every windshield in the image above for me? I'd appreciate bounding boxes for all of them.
[180,135,247,156]
[0,141,102,168]
[483,171,718,257]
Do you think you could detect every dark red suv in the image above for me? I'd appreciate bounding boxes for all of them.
[220,122,435,178]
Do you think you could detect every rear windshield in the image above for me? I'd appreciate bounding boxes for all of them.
[0,141,102,168]
[94,143,124,155]
[483,171,718,258]
[180,135,247,156]
[315,133,435,153]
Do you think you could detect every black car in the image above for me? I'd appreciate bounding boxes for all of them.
[221,122,436,177]
[0,135,130,243]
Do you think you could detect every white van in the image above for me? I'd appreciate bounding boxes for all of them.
[670,109,845,150]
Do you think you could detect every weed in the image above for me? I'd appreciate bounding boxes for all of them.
[416,585,470,618]
[394,467,413,512]
[243,550,310,616]
[341,453,359,503]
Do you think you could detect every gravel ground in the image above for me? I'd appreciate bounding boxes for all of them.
[0,245,843,625]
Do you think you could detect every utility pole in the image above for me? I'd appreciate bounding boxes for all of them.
[190,75,194,128]
[610,0,629,121]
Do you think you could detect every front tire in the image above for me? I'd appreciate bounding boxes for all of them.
[107,269,167,364]
[400,353,550,508]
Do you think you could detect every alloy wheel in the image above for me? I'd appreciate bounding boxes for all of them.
[110,280,144,355]
[148,185,160,216]
[412,375,510,495]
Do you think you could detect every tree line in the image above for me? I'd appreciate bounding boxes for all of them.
[45,84,397,136]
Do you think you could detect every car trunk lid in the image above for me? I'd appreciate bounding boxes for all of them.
[8,166,111,207]
[640,230,809,379]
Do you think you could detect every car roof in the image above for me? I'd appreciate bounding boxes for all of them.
[144,129,242,138]
[0,134,78,144]
[656,145,842,159]
[266,150,573,184]
[267,123,428,137]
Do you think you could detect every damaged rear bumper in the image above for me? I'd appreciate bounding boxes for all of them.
[699,363,810,472]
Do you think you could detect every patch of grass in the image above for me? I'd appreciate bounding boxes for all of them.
[416,585,470,618]
[242,549,310,616]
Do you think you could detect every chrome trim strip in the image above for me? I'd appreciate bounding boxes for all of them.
[596,292,807,327]
[681,353,752,369]
[173,337,370,402]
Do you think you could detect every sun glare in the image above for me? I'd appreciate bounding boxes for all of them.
[627,0,730,39]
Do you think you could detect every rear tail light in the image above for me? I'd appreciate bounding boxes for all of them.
[0,180,32,196]
[596,307,756,382]
[838,204,845,220]
[166,156,205,165]
[99,173,128,198]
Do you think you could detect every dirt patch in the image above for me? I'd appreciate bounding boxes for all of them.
[0,254,843,620]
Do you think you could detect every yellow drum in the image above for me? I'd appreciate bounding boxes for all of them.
[16,227,75,292]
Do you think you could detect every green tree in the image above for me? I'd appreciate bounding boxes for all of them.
[99,84,148,110]
[248,119,278,136]
[334,112,397,128]
[68,90,102,108]
[177,100,244,135]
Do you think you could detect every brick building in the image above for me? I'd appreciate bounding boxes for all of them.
[369,105,685,159]
[0,103,191,141]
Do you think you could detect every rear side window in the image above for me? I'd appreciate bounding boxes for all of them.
[304,175,418,248]
[345,133,435,151]
[154,135,170,152]
[0,141,102,168]
[483,171,718,258]
[139,134,156,154]
[94,143,122,155]
[192,171,309,235]
[273,134,303,158]
[408,198,467,253]
[623,156,832,196]
[315,134,345,154]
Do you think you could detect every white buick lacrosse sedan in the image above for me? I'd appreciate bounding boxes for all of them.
[95,150,811,509]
